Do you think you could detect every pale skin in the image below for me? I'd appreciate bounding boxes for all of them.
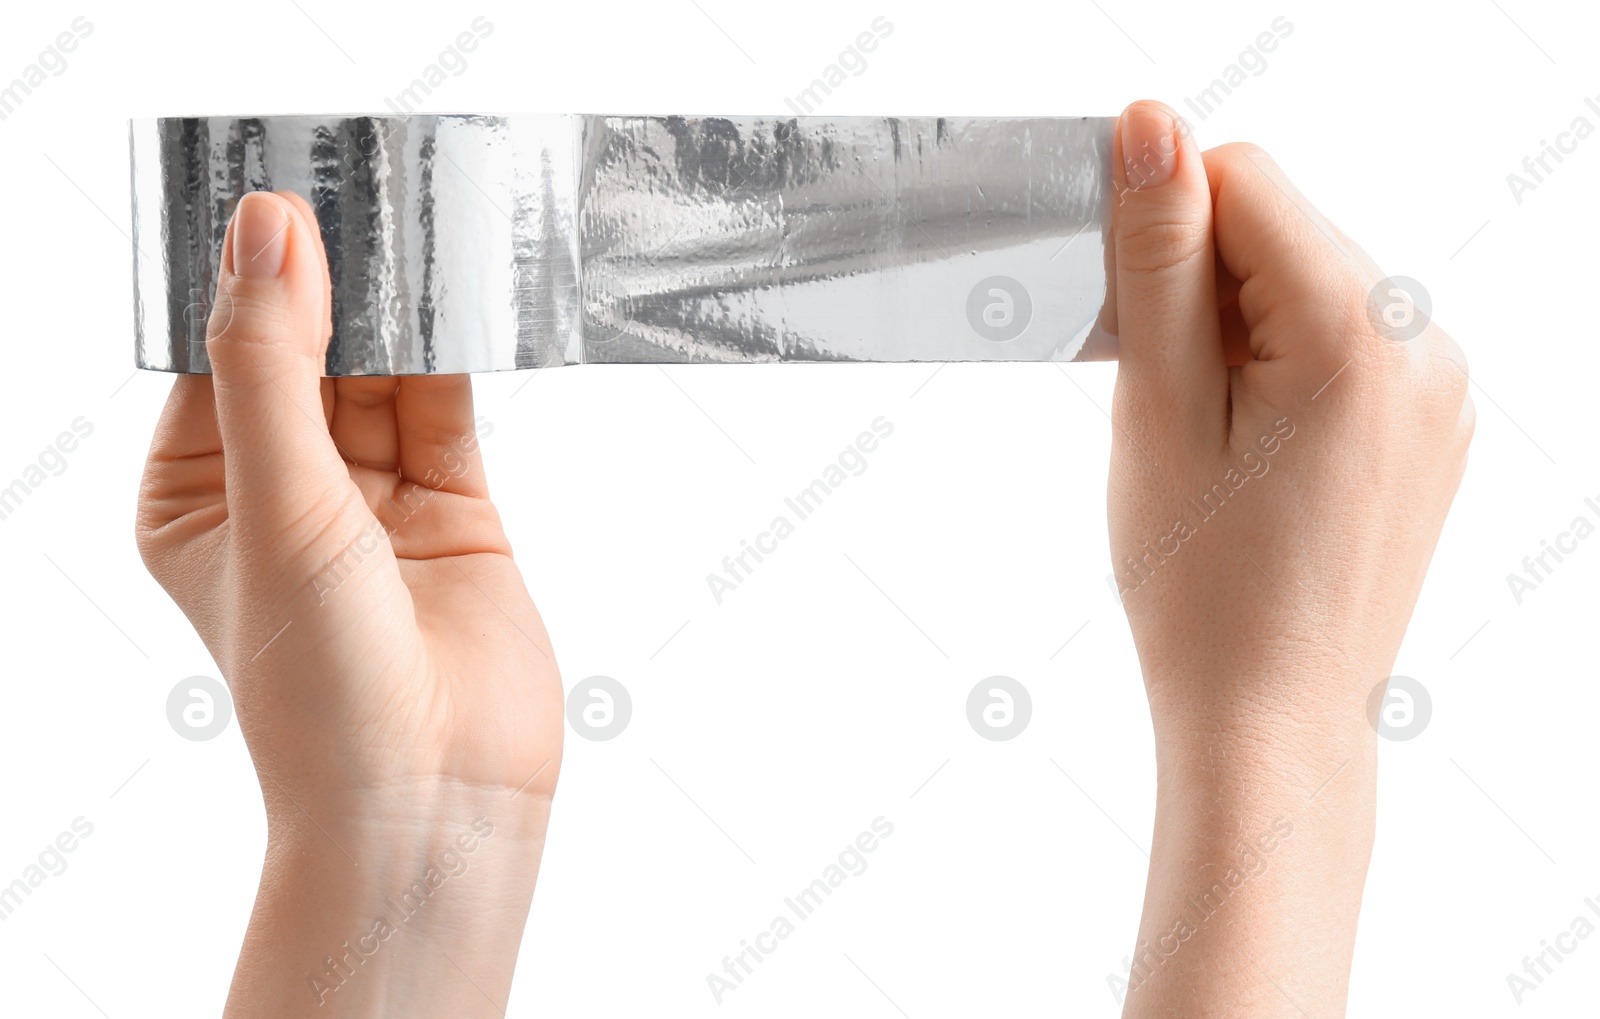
[1107,101,1471,1015]
[136,100,1469,1016]
[137,190,563,1016]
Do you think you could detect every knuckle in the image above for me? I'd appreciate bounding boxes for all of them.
[1408,331,1471,409]
[1436,334,1470,387]
[134,524,160,575]
[1212,140,1273,171]
[1116,215,1210,276]
[340,380,400,410]
[205,282,300,346]
[133,509,171,583]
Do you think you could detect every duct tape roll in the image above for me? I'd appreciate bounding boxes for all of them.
[130,115,1118,375]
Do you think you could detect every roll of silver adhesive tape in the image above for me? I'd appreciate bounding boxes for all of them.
[130,115,1117,375]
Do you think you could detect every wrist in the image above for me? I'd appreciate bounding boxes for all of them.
[1142,657,1383,796]
[229,780,552,1018]
[1152,710,1378,806]
[1122,689,1379,1017]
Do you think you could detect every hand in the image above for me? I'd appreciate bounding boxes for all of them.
[137,190,563,1017]
[1105,101,1471,1015]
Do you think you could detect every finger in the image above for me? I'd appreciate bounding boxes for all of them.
[206,191,354,534]
[275,190,340,435]
[1202,143,1378,362]
[332,376,401,472]
[153,192,331,472]
[147,374,221,462]
[139,374,224,536]
[396,375,489,498]
[1111,100,1228,443]
[275,191,334,346]
[1094,213,1118,341]
[1214,258,1253,367]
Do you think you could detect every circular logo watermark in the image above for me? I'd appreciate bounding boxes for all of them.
[566,675,632,741]
[181,287,211,333]
[1367,675,1432,741]
[582,270,630,344]
[183,278,237,368]
[966,675,1032,741]
[166,675,233,742]
[965,276,1032,342]
[1367,276,1431,342]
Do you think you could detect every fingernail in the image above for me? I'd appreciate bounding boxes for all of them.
[1120,104,1178,190]
[231,192,290,279]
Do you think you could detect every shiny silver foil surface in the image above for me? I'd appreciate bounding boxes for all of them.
[131,115,1116,375]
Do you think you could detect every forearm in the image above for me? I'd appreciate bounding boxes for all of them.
[224,782,551,1018]
[1122,703,1378,1018]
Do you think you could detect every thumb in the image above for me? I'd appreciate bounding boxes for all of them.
[206,190,350,535]
[1111,101,1228,445]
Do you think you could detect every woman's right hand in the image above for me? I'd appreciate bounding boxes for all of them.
[1104,100,1471,1015]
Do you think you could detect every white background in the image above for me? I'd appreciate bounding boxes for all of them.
[0,1,1595,1015]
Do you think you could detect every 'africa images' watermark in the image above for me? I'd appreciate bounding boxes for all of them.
[1180,17,1294,123]
[311,417,492,604]
[1505,92,1600,206]
[1109,417,1296,600]
[1106,816,1294,1003]
[706,817,894,1003]
[0,416,93,523]
[1504,492,1600,605]
[706,417,894,604]
[0,817,94,922]
[0,17,93,124]
[381,17,494,114]
[308,816,495,1005]
[283,18,494,202]
[781,17,893,118]
[1505,897,1600,1004]
[1117,18,1294,205]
